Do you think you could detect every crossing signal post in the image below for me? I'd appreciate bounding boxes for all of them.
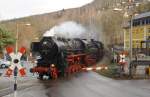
[118,52,127,74]
[5,47,26,97]
[5,47,26,76]
[14,67,18,97]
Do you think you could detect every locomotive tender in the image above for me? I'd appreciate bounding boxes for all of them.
[30,36,104,79]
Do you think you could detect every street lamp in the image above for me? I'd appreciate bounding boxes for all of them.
[128,13,138,76]
[16,23,31,53]
[113,1,140,77]
[124,6,139,77]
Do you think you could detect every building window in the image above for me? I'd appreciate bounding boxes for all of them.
[138,20,141,26]
[146,18,149,24]
[133,20,141,26]
[149,18,150,24]
[133,21,135,26]
[142,19,145,25]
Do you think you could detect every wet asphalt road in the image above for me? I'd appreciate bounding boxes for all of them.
[0,61,150,97]
[0,71,150,97]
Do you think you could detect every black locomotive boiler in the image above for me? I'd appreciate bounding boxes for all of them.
[30,36,104,79]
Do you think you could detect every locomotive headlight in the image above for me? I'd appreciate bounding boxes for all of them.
[51,64,55,67]
[43,41,47,45]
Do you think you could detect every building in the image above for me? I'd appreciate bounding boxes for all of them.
[124,12,150,51]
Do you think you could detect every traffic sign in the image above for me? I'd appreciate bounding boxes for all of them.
[5,47,26,77]
[119,53,126,65]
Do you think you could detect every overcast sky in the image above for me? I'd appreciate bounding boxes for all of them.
[0,0,93,21]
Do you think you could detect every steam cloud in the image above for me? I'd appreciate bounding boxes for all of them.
[43,21,99,40]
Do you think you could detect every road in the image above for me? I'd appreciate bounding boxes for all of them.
[0,71,150,97]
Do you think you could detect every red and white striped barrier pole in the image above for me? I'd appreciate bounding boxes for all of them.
[82,65,108,71]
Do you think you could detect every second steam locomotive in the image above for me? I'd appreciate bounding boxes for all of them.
[30,36,104,79]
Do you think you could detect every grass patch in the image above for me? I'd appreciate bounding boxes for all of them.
[97,63,119,78]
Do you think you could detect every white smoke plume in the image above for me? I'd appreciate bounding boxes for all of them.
[43,21,99,40]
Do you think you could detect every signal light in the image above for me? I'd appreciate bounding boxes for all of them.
[6,46,14,54]
[19,47,26,54]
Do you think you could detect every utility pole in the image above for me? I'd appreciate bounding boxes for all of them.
[128,0,137,77]
[129,14,133,77]
[16,24,19,53]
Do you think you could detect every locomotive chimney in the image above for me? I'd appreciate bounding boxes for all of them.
[82,39,87,40]
[91,39,94,41]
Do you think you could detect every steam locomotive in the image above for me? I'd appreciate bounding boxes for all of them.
[30,36,104,79]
